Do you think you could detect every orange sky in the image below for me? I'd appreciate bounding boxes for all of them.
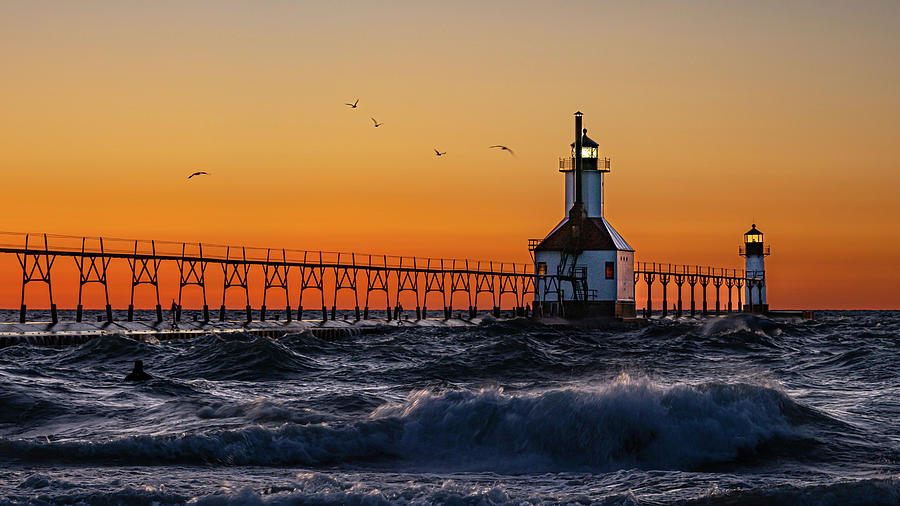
[1,1,898,309]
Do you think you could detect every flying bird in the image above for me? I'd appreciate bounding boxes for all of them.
[371,118,383,127]
[434,149,447,156]
[489,145,515,156]
[187,171,209,179]
[345,98,359,108]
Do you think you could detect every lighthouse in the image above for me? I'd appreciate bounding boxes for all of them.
[740,224,770,312]
[531,112,635,319]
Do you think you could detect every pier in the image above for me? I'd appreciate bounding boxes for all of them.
[2,230,766,328]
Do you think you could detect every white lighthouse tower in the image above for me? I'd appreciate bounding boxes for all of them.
[740,224,769,312]
[531,112,635,319]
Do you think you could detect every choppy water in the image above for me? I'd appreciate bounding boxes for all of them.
[1,311,898,505]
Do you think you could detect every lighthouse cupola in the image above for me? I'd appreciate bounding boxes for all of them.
[740,224,770,312]
[572,129,600,170]
[743,224,764,255]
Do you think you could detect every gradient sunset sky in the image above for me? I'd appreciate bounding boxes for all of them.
[1,1,898,309]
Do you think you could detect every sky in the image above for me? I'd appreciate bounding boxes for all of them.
[0,1,898,309]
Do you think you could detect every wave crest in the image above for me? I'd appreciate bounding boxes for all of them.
[0,377,816,472]
[166,334,322,380]
[373,376,810,470]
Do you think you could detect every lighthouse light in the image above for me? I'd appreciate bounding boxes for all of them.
[572,146,598,159]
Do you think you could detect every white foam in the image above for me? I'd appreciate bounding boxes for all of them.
[1,376,808,472]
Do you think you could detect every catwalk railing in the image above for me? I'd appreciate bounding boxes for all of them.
[634,262,765,317]
[0,232,534,324]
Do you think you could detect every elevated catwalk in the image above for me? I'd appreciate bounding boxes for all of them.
[1,232,534,325]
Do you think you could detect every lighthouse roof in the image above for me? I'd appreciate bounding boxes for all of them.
[602,218,633,251]
[570,129,599,148]
[745,224,763,235]
[534,216,634,252]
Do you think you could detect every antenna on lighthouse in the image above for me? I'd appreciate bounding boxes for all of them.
[571,111,585,219]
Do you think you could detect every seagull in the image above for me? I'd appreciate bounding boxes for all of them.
[345,98,359,108]
[434,149,447,156]
[489,145,515,156]
[371,118,383,127]
[187,171,209,179]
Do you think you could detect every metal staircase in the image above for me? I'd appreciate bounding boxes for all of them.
[557,251,589,302]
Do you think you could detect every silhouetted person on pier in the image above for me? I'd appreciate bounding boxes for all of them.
[125,360,152,381]
[170,299,179,330]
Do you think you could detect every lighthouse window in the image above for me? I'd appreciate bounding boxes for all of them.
[605,262,614,279]
[571,146,598,158]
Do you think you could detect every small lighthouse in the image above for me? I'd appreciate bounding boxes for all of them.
[740,224,770,312]
[531,112,635,319]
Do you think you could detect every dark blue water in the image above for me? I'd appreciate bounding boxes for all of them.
[1,311,898,505]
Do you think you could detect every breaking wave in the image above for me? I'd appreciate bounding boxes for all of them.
[0,376,819,472]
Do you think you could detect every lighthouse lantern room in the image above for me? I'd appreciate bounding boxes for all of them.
[531,112,635,319]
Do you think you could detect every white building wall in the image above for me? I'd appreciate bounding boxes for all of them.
[616,251,635,301]
[745,255,767,305]
[534,250,561,301]
[563,170,604,218]
[534,250,620,302]
[584,171,603,218]
[564,171,574,217]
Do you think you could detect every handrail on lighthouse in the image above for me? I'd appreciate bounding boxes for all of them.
[559,157,610,171]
